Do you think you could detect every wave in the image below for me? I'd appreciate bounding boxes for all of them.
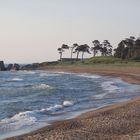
[0,111,37,132]
[77,74,101,79]
[40,73,61,77]
[18,70,36,75]
[55,72,72,74]
[41,104,63,112]
[93,93,108,99]
[10,78,24,81]
[23,71,36,74]
[39,71,73,77]
[63,101,74,107]
[22,83,53,90]
[101,81,121,93]
[0,100,74,132]
[41,101,74,112]
[32,84,52,89]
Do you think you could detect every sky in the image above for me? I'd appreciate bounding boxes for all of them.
[0,0,140,63]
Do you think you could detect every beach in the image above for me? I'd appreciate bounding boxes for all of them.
[39,65,140,84]
[6,65,140,140]
[0,0,140,139]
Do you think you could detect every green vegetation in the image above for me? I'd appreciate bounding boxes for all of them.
[84,56,122,64]
[73,57,139,66]
[83,56,140,67]
[37,56,140,68]
[57,36,140,62]
[25,36,140,70]
[114,36,140,60]
[57,40,113,61]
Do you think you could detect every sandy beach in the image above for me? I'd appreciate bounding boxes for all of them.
[6,65,140,140]
[39,65,140,84]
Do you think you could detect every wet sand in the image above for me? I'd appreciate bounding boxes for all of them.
[7,65,140,140]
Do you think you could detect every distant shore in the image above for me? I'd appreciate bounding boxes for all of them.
[7,65,140,140]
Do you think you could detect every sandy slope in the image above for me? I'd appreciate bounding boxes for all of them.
[7,65,140,140]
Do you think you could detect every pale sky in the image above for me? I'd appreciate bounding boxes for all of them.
[0,0,140,63]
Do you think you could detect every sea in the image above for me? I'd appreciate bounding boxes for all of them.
[0,70,140,139]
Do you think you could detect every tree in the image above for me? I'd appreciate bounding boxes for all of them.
[81,44,91,61]
[91,40,101,57]
[124,36,135,58]
[133,37,140,57]
[114,36,140,59]
[100,40,112,56]
[74,44,90,61]
[114,40,126,59]
[57,44,69,61]
[70,43,79,60]
[74,44,80,60]
[61,44,69,50]
[57,48,64,61]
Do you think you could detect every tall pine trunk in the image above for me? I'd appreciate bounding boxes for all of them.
[60,53,62,61]
[71,48,73,60]
[82,52,84,62]
[77,51,79,60]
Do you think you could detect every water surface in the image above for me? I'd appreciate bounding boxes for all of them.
[0,70,139,139]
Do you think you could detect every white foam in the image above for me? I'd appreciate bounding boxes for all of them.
[55,71,72,75]
[101,81,121,93]
[46,105,63,112]
[63,101,74,107]
[18,71,36,75]
[32,84,52,89]
[94,93,108,99]
[0,100,74,134]
[77,74,101,79]
[11,78,24,81]
[0,111,37,132]
[40,101,74,112]
[24,71,36,74]
[40,73,60,77]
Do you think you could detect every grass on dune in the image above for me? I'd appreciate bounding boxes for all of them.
[82,56,140,67]
[38,56,140,67]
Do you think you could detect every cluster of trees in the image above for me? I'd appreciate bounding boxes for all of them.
[57,40,112,61]
[114,36,140,59]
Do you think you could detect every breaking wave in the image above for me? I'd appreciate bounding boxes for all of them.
[40,73,61,77]
[32,84,52,89]
[0,100,74,133]
[10,78,24,81]
[101,81,121,93]
[63,101,74,107]
[94,93,108,99]
[18,71,36,75]
[0,111,37,132]
[77,74,101,79]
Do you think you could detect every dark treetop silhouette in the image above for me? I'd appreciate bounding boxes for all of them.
[57,36,140,61]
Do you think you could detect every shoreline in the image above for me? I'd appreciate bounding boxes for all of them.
[6,65,140,140]
[38,65,140,84]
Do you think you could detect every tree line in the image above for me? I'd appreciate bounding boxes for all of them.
[57,36,140,61]
[57,40,113,61]
[114,36,140,59]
